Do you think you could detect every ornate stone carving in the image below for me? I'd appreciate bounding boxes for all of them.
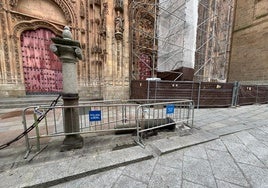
[13,36,22,82]
[114,0,123,12]
[53,0,72,23]
[114,12,124,40]
[11,13,35,23]
[91,46,102,54]
[80,1,85,19]
[90,0,101,6]
[100,2,108,38]
[0,13,11,82]
[9,0,77,25]
[13,20,62,37]
[10,0,18,7]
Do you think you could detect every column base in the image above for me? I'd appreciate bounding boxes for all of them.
[60,135,84,152]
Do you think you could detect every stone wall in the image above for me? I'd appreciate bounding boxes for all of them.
[228,0,268,84]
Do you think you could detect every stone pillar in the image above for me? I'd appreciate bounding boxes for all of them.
[50,26,83,151]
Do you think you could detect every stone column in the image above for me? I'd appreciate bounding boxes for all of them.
[50,26,83,151]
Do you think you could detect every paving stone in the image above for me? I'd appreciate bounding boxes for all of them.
[183,156,217,187]
[182,180,207,188]
[220,134,243,144]
[216,179,246,188]
[206,149,249,187]
[157,150,184,169]
[222,139,266,168]
[203,139,227,152]
[149,131,217,154]
[114,174,148,188]
[148,163,182,188]
[183,145,208,160]
[238,163,268,188]
[121,158,158,184]
[201,122,227,131]
[0,146,153,187]
[235,131,268,166]
[208,123,250,136]
[51,168,124,188]
[248,128,268,143]
[258,126,268,134]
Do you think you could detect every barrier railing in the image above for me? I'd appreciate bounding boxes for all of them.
[134,100,194,147]
[22,99,194,158]
[22,100,139,157]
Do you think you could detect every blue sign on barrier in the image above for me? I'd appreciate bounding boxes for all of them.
[166,104,175,114]
[89,110,101,121]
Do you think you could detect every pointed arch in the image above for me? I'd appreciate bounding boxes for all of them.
[10,0,78,25]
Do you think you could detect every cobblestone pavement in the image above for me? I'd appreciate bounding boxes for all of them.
[0,103,268,188]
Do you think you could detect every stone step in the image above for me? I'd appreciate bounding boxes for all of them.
[0,96,102,109]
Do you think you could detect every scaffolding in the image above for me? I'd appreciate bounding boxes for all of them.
[194,0,234,82]
[130,0,234,82]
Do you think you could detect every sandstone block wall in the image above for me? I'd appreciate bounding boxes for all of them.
[228,0,268,84]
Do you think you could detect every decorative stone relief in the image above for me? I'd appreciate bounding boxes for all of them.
[10,0,18,7]
[114,0,124,40]
[114,0,123,12]
[11,13,34,23]
[9,0,76,25]
[100,2,108,38]
[54,0,73,23]
[80,1,85,19]
[0,13,11,81]
[13,21,62,37]
[114,12,124,40]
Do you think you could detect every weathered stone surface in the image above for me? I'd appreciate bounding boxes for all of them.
[0,146,153,187]
[148,163,182,188]
[183,156,217,187]
[229,1,268,84]
[206,149,249,187]
[238,163,268,188]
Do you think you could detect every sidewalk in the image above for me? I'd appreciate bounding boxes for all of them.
[0,103,268,187]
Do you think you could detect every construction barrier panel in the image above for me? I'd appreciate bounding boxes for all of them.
[135,100,194,147]
[22,99,194,158]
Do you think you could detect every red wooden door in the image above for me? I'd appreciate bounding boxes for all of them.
[138,54,152,80]
[21,28,62,94]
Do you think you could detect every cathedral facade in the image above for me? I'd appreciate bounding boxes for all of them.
[0,0,131,99]
[0,0,237,99]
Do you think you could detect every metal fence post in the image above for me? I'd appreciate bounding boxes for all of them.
[197,82,201,108]
[22,108,31,159]
[231,81,239,107]
[33,113,40,151]
[256,85,259,104]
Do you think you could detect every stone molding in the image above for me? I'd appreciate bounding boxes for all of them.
[9,0,77,26]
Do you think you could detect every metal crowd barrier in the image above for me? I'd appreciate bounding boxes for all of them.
[22,99,194,158]
[134,100,194,147]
